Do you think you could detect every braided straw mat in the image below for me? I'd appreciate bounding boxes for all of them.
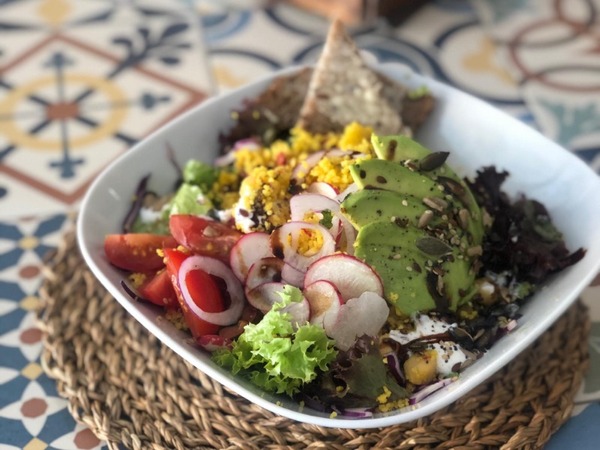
[37,228,590,450]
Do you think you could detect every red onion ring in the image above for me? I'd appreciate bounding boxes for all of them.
[178,255,244,326]
[409,377,454,405]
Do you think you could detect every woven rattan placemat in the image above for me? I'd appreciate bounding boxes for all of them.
[37,229,590,450]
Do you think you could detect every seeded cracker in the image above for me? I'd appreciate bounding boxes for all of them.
[297,19,407,135]
[221,68,313,148]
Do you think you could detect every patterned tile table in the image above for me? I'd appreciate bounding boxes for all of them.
[1,0,599,448]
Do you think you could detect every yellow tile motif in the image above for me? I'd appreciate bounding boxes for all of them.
[18,236,40,250]
[462,37,515,85]
[21,296,41,311]
[24,437,48,450]
[21,362,44,380]
[37,0,72,28]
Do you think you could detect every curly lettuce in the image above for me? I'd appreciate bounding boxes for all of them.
[212,286,337,396]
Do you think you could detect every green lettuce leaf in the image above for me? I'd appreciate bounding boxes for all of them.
[213,286,337,396]
[183,159,217,191]
[167,183,213,216]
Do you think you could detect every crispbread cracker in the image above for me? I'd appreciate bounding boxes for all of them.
[221,67,312,148]
[297,20,405,135]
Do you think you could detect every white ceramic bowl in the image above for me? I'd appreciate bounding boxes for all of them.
[78,64,600,428]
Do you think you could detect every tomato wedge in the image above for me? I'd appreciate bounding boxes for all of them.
[137,270,179,308]
[169,215,242,264]
[104,233,177,272]
[164,248,225,338]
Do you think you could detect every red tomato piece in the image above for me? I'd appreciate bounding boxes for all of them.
[163,248,225,338]
[137,270,179,309]
[104,233,177,272]
[169,215,242,264]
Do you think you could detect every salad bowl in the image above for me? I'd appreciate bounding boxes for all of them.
[78,63,600,428]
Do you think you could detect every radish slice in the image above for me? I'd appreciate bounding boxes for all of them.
[323,291,389,351]
[215,138,261,167]
[229,232,272,281]
[246,281,288,313]
[281,297,310,328]
[270,222,336,272]
[178,255,244,326]
[290,193,342,239]
[501,319,518,332]
[245,257,284,291]
[335,213,357,255]
[306,182,338,198]
[304,254,383,301]
[281,263,305,287]
[336,183,359,202]
[246,282,310,327]
[233,137,261,151]
[292,150,325,181]
[214,152,236,167]
[304,280,343,327]
[290,193,340,221]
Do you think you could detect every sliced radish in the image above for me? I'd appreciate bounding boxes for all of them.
[214,138,261,167]
[281,263,305,287]
[281,297,310,328]
[244,257,284,291]
[306,182,339,198]
[336,183,359,203]
[304,254,383,301]
[304,280,343,327]
[229,232,272,282]
[323,291,389,351]
[290,193,340,221]
[292,150,325,181]
[246,282,310,327]
[233,137,261,151]
[290,193,342,239]
[178,255,244,326]
[270,222,336,272]
[335,213,357,255]
[246,281,288,313]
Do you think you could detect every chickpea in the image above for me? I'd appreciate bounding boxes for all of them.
[403,349,438,385]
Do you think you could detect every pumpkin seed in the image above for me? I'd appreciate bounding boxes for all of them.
[419,151,449,171]
[416,236,453,256]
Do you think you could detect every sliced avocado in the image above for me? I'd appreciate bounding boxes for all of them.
[371,134,484,242]
[350,159,450,202]
[372,134,456,181]
[372,134,431,162]
[341,189,440,230]
[351,159,483,246]
[354,221,476,315]
[167,183,213,216]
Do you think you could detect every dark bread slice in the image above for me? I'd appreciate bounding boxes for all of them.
[221,21,435,147]
[296,20,405,135]
[220,67,312,149]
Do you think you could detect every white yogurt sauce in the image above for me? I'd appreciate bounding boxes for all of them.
[389,314,467,376]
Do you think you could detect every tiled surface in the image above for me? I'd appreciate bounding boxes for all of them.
[1,0,599,448]
[0,0,212,219]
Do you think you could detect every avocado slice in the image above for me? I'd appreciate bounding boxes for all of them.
[341,189,441,230]
[354,221,477,314]
[350,159,483,246]
[371,134,484,243]
[350,159,450,201]
[372,134,432,162]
